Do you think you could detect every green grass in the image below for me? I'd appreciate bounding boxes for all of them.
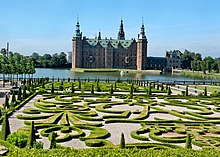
[180,70,220,79]
[187,85,220,93]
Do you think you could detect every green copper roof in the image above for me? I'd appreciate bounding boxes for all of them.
[86,39,133,48]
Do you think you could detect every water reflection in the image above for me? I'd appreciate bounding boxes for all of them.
[33,68,210,82]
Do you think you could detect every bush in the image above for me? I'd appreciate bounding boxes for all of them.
[33,141,44,149]
[38,88,47,94]
[7,132,28,148]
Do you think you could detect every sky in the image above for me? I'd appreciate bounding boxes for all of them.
[0,0,220,58]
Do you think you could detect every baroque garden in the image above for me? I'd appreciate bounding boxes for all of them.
[1,77,220,156]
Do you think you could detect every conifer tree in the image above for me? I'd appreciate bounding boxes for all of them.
[96,82,101,92]
[27,121,36,149]
[167,86,172,95]
[17,87,22,101]
[22,86,27,99]
[51,83,54,93]
[4,95,10,109]
[148,84,152,95]
[78,81,81,90]
[110,84,114,94]
[71,83,75,93]
[185,133,192,149]
[49,132,57,149]
[0,113,11,141]
[185,85,189,96]
[120,133,125,148]
[157,84,159,90]
[204,86,207,96]
[161,83,164,91]
[91,84,94,94]
[130,83,134,95]
[10,91,16,106]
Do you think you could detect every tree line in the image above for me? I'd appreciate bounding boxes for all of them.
[0,49,35,85]
[31,52,69,68]
[180,50,220,74]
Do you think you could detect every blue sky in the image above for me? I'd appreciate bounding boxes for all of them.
[0,0,220,57]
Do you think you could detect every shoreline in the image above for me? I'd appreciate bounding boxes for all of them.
[71,68,162,74]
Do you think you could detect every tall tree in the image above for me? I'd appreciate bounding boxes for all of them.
[0,113,11,141]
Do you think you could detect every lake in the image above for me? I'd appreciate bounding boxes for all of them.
[33,68,209,82]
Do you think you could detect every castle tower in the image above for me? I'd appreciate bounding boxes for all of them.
[118,19,125,40]
[136,19,148,70]
[72,18,82,68]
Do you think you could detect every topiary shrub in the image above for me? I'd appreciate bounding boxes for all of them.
[186,85,189,96]
[51,83,54,93]
[0,113,11,141]
[204,86,207,96]
[27,121,36,149]
[49,131,57,149]
[4,95,10,109]
[33,141,44,149]
[185,133,192,149]
[120,133,125,148]
[91,84,94,94]
[7,132,28,148]
[167,86,172,96]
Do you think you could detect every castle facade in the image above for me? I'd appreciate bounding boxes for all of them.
[72,19,148,70]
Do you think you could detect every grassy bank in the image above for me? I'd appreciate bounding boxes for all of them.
[71,68,161,74]
[180,70,220,80]
[187,85,220,93]
[6,147,220,157]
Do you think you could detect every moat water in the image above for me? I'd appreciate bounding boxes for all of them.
[32,68,213,82]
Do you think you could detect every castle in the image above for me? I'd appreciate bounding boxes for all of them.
[72,19,148,70]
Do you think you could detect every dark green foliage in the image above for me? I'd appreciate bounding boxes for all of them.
[153,83,156,89]
[49,132,57,149]
[11,92,16,104]
[114,82,117,90]
[27,121,36,149]
[59,81,64,91]
[78,81,81,90]
[91,84,94,94]
[33,141,44,149]
[71,83,75,93]
[4,95,9,109]
[17,87,22,101]
[110,84,114,94]
[167,86,172,95]
[68,78,70,82]
[120,133,125,148]
[23,86,27,99]
[186,85,189,96]
[51,83,54,93]
[185,133,192,149]
[157,84,159,90]
[96,82,101,92]
[148,84,152,95]
[130,83,134,95]
[204,86,207,96]
[0,113,11,141]
[6,131,28,148]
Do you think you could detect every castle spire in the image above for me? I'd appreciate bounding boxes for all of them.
[74,16,81,38]
[118,19,125,40]
[138,17,146,40]
[98,29,101,40]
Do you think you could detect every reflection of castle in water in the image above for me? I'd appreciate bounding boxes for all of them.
[135,73,142,80]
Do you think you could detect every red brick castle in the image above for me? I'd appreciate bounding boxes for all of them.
[72,19,148,70]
